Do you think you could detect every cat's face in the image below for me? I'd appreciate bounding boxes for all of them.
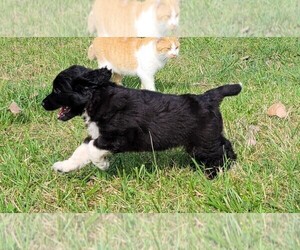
[156,0,180,31]
[156,37,180,58]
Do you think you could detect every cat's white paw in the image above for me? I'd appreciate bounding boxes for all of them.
[52,160,78,173]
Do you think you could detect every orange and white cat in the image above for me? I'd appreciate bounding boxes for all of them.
[88,0,180,37]
[88,37,180,91]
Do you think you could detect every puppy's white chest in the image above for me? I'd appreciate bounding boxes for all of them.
[88,122,100,139]
[83,112,100,139]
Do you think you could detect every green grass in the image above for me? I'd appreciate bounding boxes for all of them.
[0,37,299,213]
[180,0,300,36]
[0,214,299,249]
[0,0,91,37]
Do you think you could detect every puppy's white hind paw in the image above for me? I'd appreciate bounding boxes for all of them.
[94,160,110,171]
[52,160,78,173]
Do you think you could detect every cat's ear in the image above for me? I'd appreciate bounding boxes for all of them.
[154,0,164,7]
[155,38,169,53]
[156,37,168,47]
[156,0,180,6]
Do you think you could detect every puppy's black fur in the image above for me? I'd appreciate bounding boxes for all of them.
[42,65,242,179]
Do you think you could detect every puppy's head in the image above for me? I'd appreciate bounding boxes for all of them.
[42,66,112,121]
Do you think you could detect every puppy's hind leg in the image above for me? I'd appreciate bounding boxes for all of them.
[187,138,236,179]
[188,147,221,179]
[52,141,91,173]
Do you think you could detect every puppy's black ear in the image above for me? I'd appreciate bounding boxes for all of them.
[96,67,113,83]
[80,68,112,86]
[73,68,112,91]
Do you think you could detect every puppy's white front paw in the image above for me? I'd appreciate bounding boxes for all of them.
[94,160,110,171]
[52,160,78,173]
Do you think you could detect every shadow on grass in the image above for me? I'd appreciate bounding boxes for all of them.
[4,113,32,125]
[107,149,193,177]
[55,149,197,183]
[122,77,194,93]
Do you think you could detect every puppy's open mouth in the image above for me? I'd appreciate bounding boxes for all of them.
[58,106,71,119]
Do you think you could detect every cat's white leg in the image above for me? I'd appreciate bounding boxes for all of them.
[138,72,156,91]
[88,140,111,170]
[52,143,91,173]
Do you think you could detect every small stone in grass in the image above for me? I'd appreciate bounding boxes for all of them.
[267,102,288,119]
[9,101,22,115]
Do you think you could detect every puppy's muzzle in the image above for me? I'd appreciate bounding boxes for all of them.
[42,100,52,111]
[42,97,60,111]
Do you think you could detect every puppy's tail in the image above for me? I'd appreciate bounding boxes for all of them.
[203,83,242,105]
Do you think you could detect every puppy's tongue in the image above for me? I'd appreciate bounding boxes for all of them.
[58,106,70,119]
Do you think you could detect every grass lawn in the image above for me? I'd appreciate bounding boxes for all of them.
[0,37,299,212]
[180,0,300,36]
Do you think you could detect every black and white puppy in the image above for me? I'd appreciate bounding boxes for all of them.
[42,65,242,179]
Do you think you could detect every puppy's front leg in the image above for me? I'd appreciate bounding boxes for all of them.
[52,141,91,173]
[87,140,111,170]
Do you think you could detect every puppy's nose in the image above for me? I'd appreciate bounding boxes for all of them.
[41,100,48,108]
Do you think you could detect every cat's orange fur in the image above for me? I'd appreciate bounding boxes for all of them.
[88,37,180,90]
[88,0,180,37]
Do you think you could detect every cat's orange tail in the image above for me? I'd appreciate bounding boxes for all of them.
[88,44,96,60]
